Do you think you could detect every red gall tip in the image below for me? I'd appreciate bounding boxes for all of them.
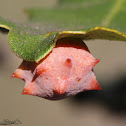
[95,59,100,63]
[91,59,100,67]
[54,82,66,95]
[22,88,31,95]
[10,72,21,79]
[93,83,101,90]
[10,71,25,81]
[56,88,65,95]
[10,73,16,78]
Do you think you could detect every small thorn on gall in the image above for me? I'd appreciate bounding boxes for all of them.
[10,73,16,78]
[22,88,31,95]
[96,59,100,63]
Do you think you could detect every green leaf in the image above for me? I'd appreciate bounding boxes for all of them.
[0,17,59,62]
[25,0,126,33]
[0,17,126,63]
[58,0,85,5]
[8,30,58,63]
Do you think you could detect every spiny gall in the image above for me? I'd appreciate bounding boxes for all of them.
[11,38,101,100]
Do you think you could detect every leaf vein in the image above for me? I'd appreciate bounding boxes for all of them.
[102,0,124,27]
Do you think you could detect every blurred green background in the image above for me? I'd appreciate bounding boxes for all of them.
[0,0,126,126]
